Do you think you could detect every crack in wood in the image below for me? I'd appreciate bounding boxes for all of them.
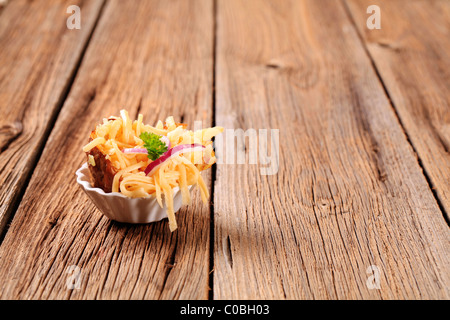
[265,63,281,69]
[0,121,23,154]
[349,78,388,184]
[224,235,233,268]
[135,97,143,120]
[158,235,178,298]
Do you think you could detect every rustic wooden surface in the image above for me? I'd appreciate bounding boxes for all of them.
[345,0,450,219]
[213,0,449,299]
[0,0,213,299]
[0,0,104,238]
[0,0,448,300]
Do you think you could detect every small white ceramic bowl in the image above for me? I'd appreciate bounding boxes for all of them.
[76,162,184,224]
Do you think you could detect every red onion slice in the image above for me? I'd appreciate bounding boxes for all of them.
[122,136,170,154]
[144,143,205,176]
[122,148,148,154]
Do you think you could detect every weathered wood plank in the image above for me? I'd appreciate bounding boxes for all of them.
[0,0,10,15]
[0,0,213,299]
[345,0,450,218]
[0,0,105,236]
[213,0,449,299]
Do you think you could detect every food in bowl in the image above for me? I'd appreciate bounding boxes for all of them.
[81,110,223,231]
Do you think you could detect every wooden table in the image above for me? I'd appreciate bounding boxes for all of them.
[0,0,448,300]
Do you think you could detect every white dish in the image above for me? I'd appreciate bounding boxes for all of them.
[76,162,184,224]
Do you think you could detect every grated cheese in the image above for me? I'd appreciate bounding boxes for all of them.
[83,110,223,232]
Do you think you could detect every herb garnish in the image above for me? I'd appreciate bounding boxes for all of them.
[139,132,168,160]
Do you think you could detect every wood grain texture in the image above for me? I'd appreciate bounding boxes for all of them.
[0,0,105,235]
[0,0,213,299]
[345,0,450,217]
[0,0,10,15]
[213,0,449,299]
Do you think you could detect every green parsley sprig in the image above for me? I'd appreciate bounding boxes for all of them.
[139,132,168,160]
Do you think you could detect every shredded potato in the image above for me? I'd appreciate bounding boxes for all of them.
[83,110,223,231]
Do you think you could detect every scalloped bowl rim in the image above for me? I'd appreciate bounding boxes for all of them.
[75,162,187,224]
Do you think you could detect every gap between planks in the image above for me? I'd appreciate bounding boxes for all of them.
[208,0,219,301]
